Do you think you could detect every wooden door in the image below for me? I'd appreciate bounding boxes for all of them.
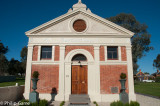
[71,65,88,94]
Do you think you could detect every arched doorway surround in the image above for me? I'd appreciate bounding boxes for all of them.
[64,49,95,100]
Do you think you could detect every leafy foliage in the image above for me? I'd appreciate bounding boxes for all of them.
[110,101,140,106]
[60,101,65,106]
[0,41,9,75]
[107,13,153,73]
[93,101,99,106]
[120,73,126,79]
[19,99,48,106]
[153,54,160,70]
[38,99,48,106]
[0,54,8,75]
[20,46,28,74]
[155,76,160,83]
[32,71,39,79]
[0,40,8,55]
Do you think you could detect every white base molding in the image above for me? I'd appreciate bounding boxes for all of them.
[101,94,120,102]
[129,93,136,101]
[23,93,136,102]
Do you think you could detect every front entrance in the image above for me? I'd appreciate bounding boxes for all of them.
[71,65,88,94]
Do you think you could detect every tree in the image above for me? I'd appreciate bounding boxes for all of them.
[7,58,24,76]
[153,54,160,70]
[20,46,28,75]
[0,41,8,75]
[0,40,8,55]
[107,13,153,73]
[0,54,8,75]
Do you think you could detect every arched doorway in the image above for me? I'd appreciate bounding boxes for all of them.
[71,54,88,94]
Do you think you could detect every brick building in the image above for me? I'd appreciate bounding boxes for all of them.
[24,0,136,102]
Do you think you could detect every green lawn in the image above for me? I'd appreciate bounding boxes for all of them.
[0,78,25,87]
[134,82,160,98]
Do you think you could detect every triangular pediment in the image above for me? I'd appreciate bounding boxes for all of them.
[25,9,134,37]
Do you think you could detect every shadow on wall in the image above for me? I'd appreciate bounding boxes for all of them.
[51,87,57,101]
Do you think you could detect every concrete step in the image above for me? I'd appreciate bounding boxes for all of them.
[69,95,90,106]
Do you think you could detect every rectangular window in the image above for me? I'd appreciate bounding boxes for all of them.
[107,46,118,60]
[41,46,52,59]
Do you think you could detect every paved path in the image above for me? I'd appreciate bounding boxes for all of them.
[50,94,160,106]
[136,94,160,106]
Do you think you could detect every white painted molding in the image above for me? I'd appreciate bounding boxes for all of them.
[118,46,122,61]
[52,46,55,61]
[65,49,94,62]
[37,46,41,61]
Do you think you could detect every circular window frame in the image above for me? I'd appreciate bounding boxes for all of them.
[70,17,89,34]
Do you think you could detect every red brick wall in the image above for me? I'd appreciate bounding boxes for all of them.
[32,46,38,61]
[31,65,59,93]
[121,46,127,61]
[100,46,105,61]
[65,46,94,58]
[100,65,128,94]
[54,46,60,61]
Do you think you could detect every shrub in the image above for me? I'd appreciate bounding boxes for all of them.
[93,101,99,106]
[32,71,39,79]
[39,99,48,106]
[19,99,30,106]
[110,101,140,106]
[60,101,65,106]
[19,99,48,106]
[120,73,126,79]
[155,76,160,82]
[110,101,124,106]
[31,102,39,106]
[130,101,140,106]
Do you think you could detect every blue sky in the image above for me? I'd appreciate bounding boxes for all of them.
[0,0,160,74]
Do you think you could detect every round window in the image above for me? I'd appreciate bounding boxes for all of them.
[73,19,86,32]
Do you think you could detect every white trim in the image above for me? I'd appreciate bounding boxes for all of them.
[94,45,101,99]
[119,46,122,61]
[25,9,134,36]
[100,61,127,65]
[37,46,41,61]
[70,16,89,34]
[126,46,136,101]
[23,46,33,99]
[63,49,95,101]
[65,49,94,62]
[52,46,55,61]
[55,46,65,101]
[104,46,107,62]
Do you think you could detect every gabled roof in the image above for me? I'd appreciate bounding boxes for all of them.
[25,1,134,37]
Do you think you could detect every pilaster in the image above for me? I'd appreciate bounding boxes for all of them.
[24,45,33,99]
[55,45,65,101]
[94,45,101,95]
[126,46,136,101]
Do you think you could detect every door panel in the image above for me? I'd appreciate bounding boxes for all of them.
[71,65,88,94]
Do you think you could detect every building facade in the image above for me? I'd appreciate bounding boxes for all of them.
[24,0,136,102]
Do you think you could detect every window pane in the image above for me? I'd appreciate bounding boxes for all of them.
[113,52,118,59]
[41,52,47,59]
[41,46,52,59]
[108,52,112,59]
[107,47,117,52]
[41,46,52,51]
[72,54,87,61]
[47,52,52,59]
[107,46,118,59]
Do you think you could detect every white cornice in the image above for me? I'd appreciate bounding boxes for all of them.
[25,9,134,37]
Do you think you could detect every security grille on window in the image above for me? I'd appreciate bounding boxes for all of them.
[107,46,118,60]
[41,46,52,59]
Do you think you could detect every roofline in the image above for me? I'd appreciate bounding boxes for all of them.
[25,9,135,36]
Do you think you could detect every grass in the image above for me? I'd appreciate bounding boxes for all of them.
[0,78,25,87]
[134,82,160,98]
